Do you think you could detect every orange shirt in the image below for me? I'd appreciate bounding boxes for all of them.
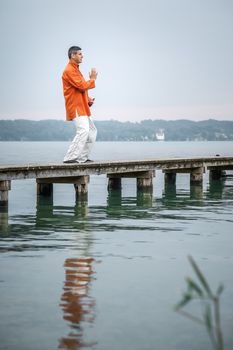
[62,59,95,120]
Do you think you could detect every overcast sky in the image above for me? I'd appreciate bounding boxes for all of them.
[0,0,233,121]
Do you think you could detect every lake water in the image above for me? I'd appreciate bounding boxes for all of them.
[0,141,233,350]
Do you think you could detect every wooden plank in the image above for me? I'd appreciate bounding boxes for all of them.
[0,180,11,207]
[0,157,233,180]
[207,165,233,170]
[163,168,206,174]
[107,170,155,178]
[36,176,90,184]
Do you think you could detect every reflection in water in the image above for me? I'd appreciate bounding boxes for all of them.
[59,257,96,349]
[163,184,177,207]
[207,179,225,200]
[36,198,89,232]
[0,177,232,251]
[190,185,203,200]
[0,209,8,235]
[107,189,153,208]
[136,190,153,207]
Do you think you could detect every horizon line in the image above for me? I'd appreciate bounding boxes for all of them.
[0,117,233,123]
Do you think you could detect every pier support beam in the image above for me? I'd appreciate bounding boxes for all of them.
[0,180,11,209]
[107,177,122,191]
[190,167,204,185]
[164,171,176,186]
[37,182,53,196]
[74,176,89,201]
[137,170,155,193]
[209,169,226,181]
[36,176,90,202]
[137,176,153,191]
[107,171,155,192]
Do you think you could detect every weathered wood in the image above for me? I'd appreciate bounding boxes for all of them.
[0,180,11,208]
[108,177,122,190]
[208,165,233,171]
[1,157,233,181]
[74,183,88,201]
[36,195,54,208]
[164,171,176,185]
[37,176,90,184]
[209,169,226,181]
[107,170,155,191]
[190,167,204,185]
[0,180,11,191]
[107,170,155,178]
[0,157,233,211]
[37,183,53,196]
[137,177,153,190]
[137,171,154,191]
[73,175,90,200]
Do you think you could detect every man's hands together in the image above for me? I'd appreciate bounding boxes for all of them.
[89,68,98,80]
[88,68,97,106]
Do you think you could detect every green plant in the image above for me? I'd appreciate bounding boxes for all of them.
[175,256,224,350]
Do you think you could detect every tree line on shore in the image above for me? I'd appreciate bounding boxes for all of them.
[0,118,233,141]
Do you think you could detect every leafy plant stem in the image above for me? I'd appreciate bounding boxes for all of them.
[214,297,224,350]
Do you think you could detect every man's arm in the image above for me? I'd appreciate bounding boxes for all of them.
[63,70,95,92]
[63,67,98,92]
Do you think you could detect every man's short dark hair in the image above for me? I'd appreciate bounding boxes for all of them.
[68,46,82,59]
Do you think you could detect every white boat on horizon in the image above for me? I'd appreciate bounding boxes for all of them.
[155,129,165,141]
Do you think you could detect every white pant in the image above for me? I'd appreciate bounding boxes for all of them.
[63,116,97,163]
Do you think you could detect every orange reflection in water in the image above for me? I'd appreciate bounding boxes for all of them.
[59,257,96,349]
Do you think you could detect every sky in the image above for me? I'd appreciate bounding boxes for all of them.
[0,0,233,122]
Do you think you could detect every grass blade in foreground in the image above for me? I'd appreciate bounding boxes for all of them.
[175,256,224,350]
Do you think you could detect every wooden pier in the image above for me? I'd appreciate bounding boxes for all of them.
[0,156,233,210]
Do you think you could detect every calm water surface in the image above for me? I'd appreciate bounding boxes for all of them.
[0,141,233,350]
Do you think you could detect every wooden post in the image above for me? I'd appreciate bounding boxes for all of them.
[37,182,53,196]
[36,194,54,208]
[107,177,122,191]
[74,176,89,201]
[190,167,204,185]
[137,177,153,189]
[164,171,176,186]
[37,176,90,202]
[209,169,226,181]
[137,170,154,192]
[0,180,11,209]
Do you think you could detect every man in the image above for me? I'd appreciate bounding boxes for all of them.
[62,46,98,163]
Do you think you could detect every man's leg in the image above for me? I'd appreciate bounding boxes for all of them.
[81,117,97,161]
[63,116,89,163]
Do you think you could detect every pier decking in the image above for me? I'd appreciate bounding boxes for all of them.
[0,156,233,210]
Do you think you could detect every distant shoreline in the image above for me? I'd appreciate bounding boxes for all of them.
[0,119,233,141]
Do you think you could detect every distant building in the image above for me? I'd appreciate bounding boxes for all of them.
[155,129,165,141]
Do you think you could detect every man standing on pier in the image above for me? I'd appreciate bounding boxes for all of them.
[62,46,98,163]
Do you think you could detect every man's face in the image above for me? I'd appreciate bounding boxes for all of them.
[72,50,83,64]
